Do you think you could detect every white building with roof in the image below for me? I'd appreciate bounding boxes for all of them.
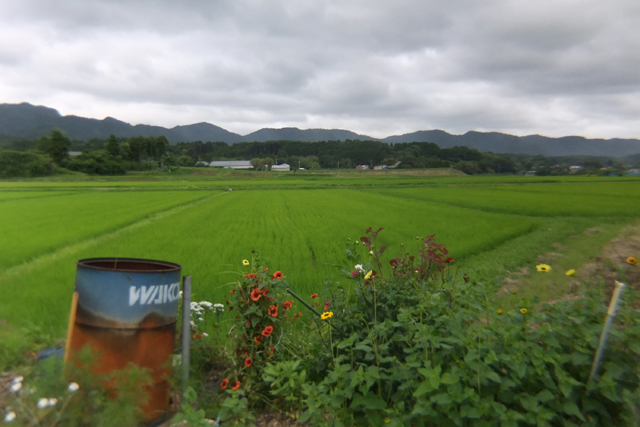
[207,160,253,169]
[272,163,291,171]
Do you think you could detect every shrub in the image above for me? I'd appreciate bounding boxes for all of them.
[66,150,126,175]
[0,150,55,178]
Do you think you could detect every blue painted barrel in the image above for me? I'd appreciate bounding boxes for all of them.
[69,258,182,422]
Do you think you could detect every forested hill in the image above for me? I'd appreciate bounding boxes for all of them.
[1,102,640,157]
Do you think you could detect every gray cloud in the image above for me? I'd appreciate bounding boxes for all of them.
[0,0,639,138]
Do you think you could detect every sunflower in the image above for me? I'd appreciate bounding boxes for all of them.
[321,311,334,320]
[250,288,262,301]
[536,264,551,273]
[262,326,274,336]
[520,308,528,314]
[242,259,249,266]
[627,257,638,265]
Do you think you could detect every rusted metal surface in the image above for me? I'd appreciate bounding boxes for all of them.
[69,258,181,422]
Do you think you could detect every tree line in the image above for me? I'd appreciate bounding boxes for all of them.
[1,132,638,177]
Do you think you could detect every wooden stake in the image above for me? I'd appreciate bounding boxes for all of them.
[64,292,79,364]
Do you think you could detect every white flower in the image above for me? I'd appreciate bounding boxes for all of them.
[198,317,204,322]
[213,303,224,312]
[3,411,16,423]
[190,321,196,328]
[199,301,213,309]
[11,377,23,385]
[355,264,364,272]
[68,382,79,392]
[10,382,22,393]
[48,398,58,407]
[203,333,209,337]
[38,398,49,409]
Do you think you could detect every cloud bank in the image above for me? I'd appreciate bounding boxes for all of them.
[1,0,639,138]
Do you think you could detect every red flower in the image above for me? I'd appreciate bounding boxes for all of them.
[232,381,241,391]
[294,312,302,318]
[324,299,330,311]
[245,357,253,367]
[220,379,229,389]
[444,257,454,263]
[310,293,318,299]
[268,305,278,317]
[283,301,292,309]
[263,289,271,297]
[193,334,203,339]
[244,273,257,279]
[229,290,236,294]
[250,288,262,301]
[272,271,284,280]
[266,345,274,355]
[262,326,274,336]
[254,336,262,345]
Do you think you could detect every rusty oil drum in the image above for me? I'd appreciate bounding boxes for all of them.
[69,258,181,422]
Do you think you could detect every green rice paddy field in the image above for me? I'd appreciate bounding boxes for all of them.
[1,172,639,338]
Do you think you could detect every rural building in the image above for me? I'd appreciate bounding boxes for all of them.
[373,165,388,170]
[207,160,253,170]
[272,163,291,171]
[356,165,369,170]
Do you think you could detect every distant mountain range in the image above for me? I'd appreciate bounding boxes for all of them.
[1,102,639,157]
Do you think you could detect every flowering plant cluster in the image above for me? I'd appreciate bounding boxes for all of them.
[219,254,300,409]
[256,228,640,426]
[189,300,224,339]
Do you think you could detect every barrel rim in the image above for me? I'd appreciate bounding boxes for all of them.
[77,257,182,273]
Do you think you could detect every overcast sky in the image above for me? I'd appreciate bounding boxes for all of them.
[1,0,639,139]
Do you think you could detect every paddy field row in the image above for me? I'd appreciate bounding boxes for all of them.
[0,175,639,338]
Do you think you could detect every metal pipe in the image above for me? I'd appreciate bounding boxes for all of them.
[589,280,626,382]
[181,275,192,394]
[286,288,322,317]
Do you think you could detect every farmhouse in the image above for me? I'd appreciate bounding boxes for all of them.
[272,163,291,171]
[207,160,253,170]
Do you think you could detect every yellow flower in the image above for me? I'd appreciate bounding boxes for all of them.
[385,418,391,424]
[369,250,374,255]
[364,270,373,280]
[536,264,551,273]
[321,311,334,320]
[497,309,503,315]
[242,259,249,266]
[520,308,528,314]
[627,257,638,265]
[511,289,517,295]
[565,269,576,276]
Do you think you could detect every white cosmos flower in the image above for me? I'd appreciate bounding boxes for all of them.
[10,382,21,393]
[37,398,49,409]
[4,411,16,423]
[48,398,58,407]
[68,382,79,392]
